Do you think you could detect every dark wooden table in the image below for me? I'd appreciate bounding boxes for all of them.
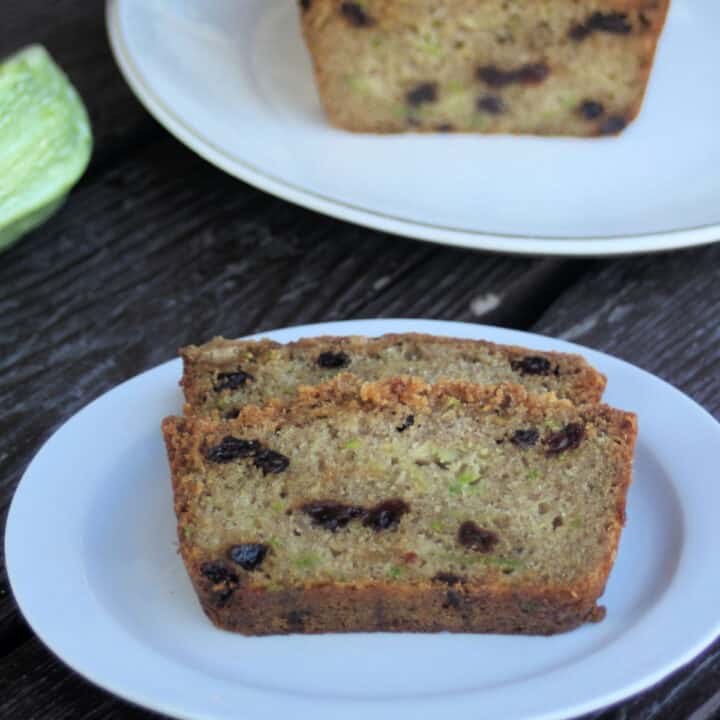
[2,3,719,718]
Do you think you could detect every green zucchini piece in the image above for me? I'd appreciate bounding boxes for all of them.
[0,45,92,252]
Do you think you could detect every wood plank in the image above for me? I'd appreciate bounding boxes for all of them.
[533,243,720,416]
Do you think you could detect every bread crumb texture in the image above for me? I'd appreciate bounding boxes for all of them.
[298,0,671,135]
[163,374,637,635]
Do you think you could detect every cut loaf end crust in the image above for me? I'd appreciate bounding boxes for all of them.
[298,0,671,136]
[163,375,637,636]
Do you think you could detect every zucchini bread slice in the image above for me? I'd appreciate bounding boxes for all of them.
[180,333,606,416]
[162,375,636,635]
[298,0,671,135]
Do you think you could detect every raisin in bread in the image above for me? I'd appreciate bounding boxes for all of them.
[299,0,671,135]
[180,333,606,417]
[162,375,637,635]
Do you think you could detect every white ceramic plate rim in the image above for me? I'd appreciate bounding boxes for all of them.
[7,318,720,720]
[105,0,720,257]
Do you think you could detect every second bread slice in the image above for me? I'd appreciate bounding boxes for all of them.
[180,333,606,416]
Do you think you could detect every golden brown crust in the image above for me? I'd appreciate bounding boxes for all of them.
[162,375,637,636]
[196,578,602,636]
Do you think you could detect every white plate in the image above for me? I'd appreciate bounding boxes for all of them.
[7,319,720,720]
[106,0,720,256]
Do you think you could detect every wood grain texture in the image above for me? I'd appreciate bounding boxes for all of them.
[534,244,720,418]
